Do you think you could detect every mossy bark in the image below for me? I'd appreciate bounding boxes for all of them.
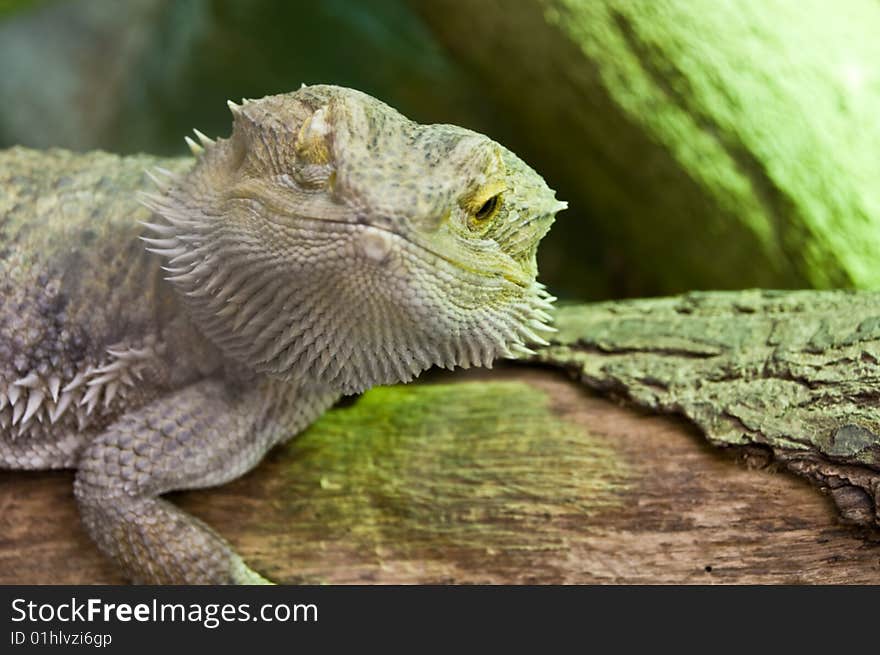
[415,0,880,296]
[539,291,880,528]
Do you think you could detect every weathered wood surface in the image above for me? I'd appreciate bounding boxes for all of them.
[2,365,878,584]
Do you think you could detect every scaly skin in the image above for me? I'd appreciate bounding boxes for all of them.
[0,85,565,584]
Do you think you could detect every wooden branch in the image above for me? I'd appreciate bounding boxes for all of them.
[538,290,880,529]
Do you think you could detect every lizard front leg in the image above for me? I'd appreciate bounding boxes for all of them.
[73,377,337,584]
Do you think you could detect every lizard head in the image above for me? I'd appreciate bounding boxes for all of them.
[143,85,565,394]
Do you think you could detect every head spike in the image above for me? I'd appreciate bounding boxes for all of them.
[193,128,214,146]
[227,99,242,117]
[184,136,203,156]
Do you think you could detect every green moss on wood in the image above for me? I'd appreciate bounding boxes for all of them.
[255,381,629,579]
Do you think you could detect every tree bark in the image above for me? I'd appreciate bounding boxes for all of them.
[539,290,880,530]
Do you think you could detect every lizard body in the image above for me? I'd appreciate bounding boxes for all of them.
[0,85,564,583]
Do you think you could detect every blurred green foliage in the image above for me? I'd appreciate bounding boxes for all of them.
[417,0,880,296]
[0,0,45,19]
[0,0,497,155]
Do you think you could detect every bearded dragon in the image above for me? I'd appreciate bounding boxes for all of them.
[0,85,565,584]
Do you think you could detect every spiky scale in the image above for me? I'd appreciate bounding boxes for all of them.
[84,396,99,417]
[47,376,61,403]
[21,389,45,424]
[137,191,169,213]
[158,263,183,273]
[62,372,86,393]
[528,319,557,334]
[145,169,168,190]
[104,382,119,407]
[8,385,22,406]
[50,391,74,424]
[11,400,25,425]
[139,221,177,237]
[13,372,41,388]
[80,384,101,411]
[140,236,179,249]
[510,343,537,357]
[88,373,118,388]
[185,136,204,157]
[97,361,129,374]
[193,129,214,146]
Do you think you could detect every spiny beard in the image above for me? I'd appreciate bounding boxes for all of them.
[140,187,556,395]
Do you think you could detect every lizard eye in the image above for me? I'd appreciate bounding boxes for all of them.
[472,194,501,224]
[463,182,505,231]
